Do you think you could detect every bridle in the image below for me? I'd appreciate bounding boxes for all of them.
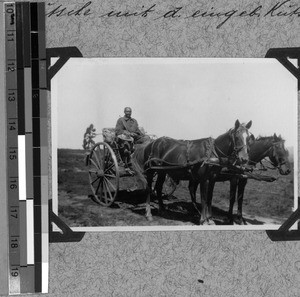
[214,128,249,163]
[249,140,288,170]
[266,141,288,170]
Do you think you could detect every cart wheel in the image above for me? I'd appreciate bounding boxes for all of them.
[152,174,177,197]
[88,142,119,206]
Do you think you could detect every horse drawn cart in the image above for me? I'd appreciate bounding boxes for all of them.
[85,128,177,207]
[84,121,289,224]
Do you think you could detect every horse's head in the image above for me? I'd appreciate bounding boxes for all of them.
[269,133,291,175]
[215,119,252,165]
[230,119,252,164]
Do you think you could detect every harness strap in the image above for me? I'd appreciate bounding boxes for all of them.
[186,141,191,164]
[261,157,285,170]
[145,138,204,170]
[249,140,284,166]
[213,129,248,165]
[249,144,272,164]
[209,138,218,159]
[213,131,234,159]
[186,141,195,178]
[144,157,202,168]
[145,137,236,172]
[121,117,131,132]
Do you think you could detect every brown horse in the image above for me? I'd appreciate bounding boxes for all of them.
[225,133,291,224]
[131,120,252,224]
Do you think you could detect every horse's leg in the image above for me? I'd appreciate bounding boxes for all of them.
[130,160,153,221]
[228,177,238,224]
[146,172,153,191]
[144,172,154,220]
[236,178,248,225]
[145,190,153,221]
[188,179,201,218]
[155,172,166,214]
[199,179,209,225]
[206,177,216,225]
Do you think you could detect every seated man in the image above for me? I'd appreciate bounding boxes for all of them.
[115,107,149,172]
[115,107,147,144]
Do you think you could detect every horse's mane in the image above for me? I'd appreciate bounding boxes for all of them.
[256,134,285,143]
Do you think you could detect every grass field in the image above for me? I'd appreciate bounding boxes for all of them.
[56,149,295,227]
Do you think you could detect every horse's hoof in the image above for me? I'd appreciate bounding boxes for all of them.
[200,219,209,225]
[240,219,247,225]
[225,217,234,225]
[200,218,215,225]
[146,215,153,222]
[234,217,247,225]
[207,219,216,225]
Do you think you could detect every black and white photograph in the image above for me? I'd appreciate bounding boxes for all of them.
[51,58,297,231]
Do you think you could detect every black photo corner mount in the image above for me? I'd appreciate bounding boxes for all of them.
[265,47,300,241]
[266,47,300,91]
[49,200,85,243]
[48,47,85,242]
[46,46,83,90]
[47,46,300,242]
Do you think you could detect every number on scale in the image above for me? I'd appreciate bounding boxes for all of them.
[10,208,18,219]
[9,149,17,161]
[8,121,16,131]
[8,91,16,102]
[5,3,14,12]
[6,31,15,42]
[9,179,17,190]
[7,61,16,72]
[10,238,19,249]
[11,267,19,277]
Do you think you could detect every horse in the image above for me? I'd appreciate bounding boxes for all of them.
[131,119,252,224]
[225,133,291,224]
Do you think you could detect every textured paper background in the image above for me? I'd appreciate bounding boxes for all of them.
[46,0,300,296]
[4,0,300,296]
[45,0,300,57]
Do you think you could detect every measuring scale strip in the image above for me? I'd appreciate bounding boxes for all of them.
[5,2,21,294]
[37,2,48,292]
[5,2,48,294]
[17,1,36,293]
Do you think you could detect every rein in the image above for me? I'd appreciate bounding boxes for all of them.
[143,157,201,168]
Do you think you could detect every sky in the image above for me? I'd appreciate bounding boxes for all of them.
[51,58,297,149]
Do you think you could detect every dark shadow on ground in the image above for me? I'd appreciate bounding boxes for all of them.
[88,190,266,226]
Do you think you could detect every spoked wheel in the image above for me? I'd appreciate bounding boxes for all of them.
[88,142,119,206]
[152,174,177,197]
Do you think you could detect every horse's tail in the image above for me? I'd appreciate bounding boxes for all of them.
[131,143,153,191]
[131,155,149,191]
